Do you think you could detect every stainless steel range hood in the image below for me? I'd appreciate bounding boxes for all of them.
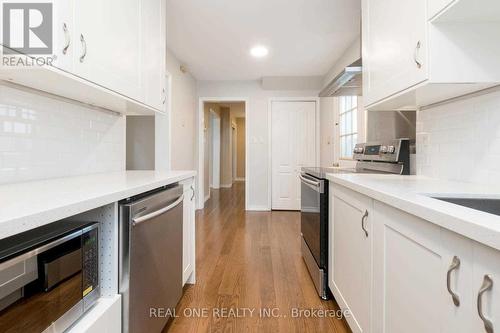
[319,59,362,97]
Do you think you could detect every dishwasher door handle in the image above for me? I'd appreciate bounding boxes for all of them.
[132,194,184,226]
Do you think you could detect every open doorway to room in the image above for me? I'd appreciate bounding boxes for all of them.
[198,99,247,210]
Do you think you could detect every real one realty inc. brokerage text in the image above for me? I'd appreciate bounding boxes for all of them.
[149,307,351,319]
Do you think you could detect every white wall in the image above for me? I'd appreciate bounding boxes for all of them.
[167,49,197,170]
[126,116,155,170]
[197,80,319,210]
[262,76,324,91]
[320,97,335,167]
[0,84,125,185]
[417,88,500,183]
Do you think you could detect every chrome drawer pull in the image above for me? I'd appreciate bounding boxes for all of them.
[446,256,461,306]
[361,210,368,237]
[477,275,494,333]
[79,34,87,63]
[414,40,422,69]
[62,23,70,55]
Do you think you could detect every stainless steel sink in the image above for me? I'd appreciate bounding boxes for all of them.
[432,197,500,216]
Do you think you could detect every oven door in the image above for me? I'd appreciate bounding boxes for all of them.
[300,173,326,268]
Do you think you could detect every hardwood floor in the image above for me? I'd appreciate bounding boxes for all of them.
[165,182,350,333]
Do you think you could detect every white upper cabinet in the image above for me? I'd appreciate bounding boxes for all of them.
[74,0,142,101]
[429,0,500,22]
[141,0,167,111]
[362,0,428,108]
[428,0,455,20]
[52,0,75,72]
[0,0,166,115]
[362,0,500,110]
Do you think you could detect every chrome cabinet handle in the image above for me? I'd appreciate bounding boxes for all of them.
[190,185,195,201]
[446,256,461,306]
[79,34,87,63]
[361,210,369,237]
[414,40,422,69]
[62,23,70,55]
[477,275,494,333]
[162,88,166,105]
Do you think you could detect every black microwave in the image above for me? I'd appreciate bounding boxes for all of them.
[0,220,100,333]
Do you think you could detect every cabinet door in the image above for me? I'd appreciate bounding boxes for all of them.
[471,243,500,333]
[74,0,142,101]
[52,0,74,72]
[331,186,372,333]
[372,201,477,333]
[362,0,428,106]
[182,179,195,285]
[141,0,166,110]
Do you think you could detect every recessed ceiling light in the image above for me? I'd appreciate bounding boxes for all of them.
[250,46,269,58]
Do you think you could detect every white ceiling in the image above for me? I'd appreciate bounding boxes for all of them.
[166,0,361,81]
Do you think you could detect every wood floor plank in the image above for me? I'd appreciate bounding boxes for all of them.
[165,183,351,333]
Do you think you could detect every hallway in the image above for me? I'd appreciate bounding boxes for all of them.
[166,182,350,333]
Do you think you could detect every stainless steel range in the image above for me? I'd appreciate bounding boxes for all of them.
[300,139,410,299]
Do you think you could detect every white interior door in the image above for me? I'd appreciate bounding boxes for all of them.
[271,101,317,210]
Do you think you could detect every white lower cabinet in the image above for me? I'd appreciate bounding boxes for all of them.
[181,178,196,285]
[330,185,500,333]
[372,201,475,333]
[330,185,372,333]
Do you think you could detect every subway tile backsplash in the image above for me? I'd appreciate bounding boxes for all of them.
[0,84,125,184]
[417,88,500,184]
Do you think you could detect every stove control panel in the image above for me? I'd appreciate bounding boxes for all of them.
[353,139,409,163]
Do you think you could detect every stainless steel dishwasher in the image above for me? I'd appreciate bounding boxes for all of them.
[119,184,184,333]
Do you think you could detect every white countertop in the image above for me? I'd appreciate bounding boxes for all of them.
[0,170,196,240]
[327,173,500,251]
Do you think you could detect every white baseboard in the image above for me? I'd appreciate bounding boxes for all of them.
[234,177,245,182]
[220,183,233,188]
[246,205,271,211]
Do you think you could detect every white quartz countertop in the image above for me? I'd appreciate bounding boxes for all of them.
[0,170,196,239]
[327,173,500,251]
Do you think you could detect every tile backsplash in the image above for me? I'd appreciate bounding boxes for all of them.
[0,84,125,184]
[417,88,500,184]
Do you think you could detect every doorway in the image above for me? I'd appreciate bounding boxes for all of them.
[209,110,221,190]
[198,99,248,210]
[270,99,319,211]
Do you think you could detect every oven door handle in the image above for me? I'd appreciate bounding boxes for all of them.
[299,174,321,188]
